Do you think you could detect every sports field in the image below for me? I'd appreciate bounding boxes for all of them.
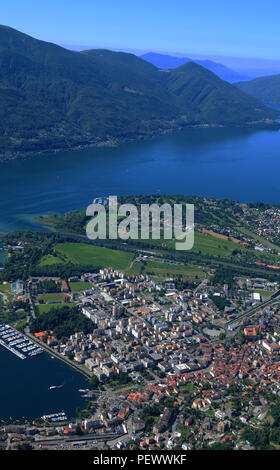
[69,281,92,292]
[36,302,75,315]
[37,293,65,302]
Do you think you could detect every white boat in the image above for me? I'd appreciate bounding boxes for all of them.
[48,383,64,390]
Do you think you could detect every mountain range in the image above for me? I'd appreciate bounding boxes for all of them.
[236,74,280,105]
[0,25,278,159]
[140,52,249,83]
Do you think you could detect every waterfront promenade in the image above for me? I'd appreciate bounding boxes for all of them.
[24,329,92,379]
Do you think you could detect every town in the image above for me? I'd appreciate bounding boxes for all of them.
[1,196,280,450]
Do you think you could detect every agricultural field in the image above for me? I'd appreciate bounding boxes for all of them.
[53,243,134,270]
[130,259,207,282]
[191,231,280,265]
[190,232,247,258]
[137,231,248,258]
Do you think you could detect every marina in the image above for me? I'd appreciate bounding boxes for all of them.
[0,323,43,359]
[41,411,67,422]
[0,344,89,422]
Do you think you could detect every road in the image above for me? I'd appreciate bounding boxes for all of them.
[22,330,91,379]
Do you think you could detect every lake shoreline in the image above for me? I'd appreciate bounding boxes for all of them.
[1,119,279,162]
[0,341,89,422]
[1,126,280,234]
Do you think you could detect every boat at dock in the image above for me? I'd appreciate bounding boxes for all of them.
[41,411,67,422]
[0,338,26,360]
[0,323,43,360]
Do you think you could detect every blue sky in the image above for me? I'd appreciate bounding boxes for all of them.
[2,0,280,62]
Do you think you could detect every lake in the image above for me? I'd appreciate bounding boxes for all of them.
[0,126,280,233]
[0,346,89,422]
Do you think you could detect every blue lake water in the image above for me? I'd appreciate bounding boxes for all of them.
[0,126,280,233]
[0,346,89,422]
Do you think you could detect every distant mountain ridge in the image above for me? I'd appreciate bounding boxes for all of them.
[0,25,278,159]
[235,74,280,105]
[140,52,249,83]
[163,62,272,124]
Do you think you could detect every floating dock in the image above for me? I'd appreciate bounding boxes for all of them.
[0,323,43,359]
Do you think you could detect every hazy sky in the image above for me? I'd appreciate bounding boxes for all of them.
[2,0,280,62]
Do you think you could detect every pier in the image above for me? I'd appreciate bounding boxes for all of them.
[0,323,43,360]
[0,338,26,359]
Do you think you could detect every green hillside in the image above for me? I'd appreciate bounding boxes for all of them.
[236,74,280,105]
[0,25,278,159]
[164,62,276,125]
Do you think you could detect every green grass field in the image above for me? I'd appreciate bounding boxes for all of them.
[36,302,74,315]
[145,260,206,281]
[135,231,247,258]
[53,243,134,270]
[69,281,91,292]
[129,259,207,282]
[0,282,11,293]
[0,282,13,301]
[180,382,196,393]
[37,293,65,302]
[190,232,245,258]
[190,232,280,265]
[39,254,62,266]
